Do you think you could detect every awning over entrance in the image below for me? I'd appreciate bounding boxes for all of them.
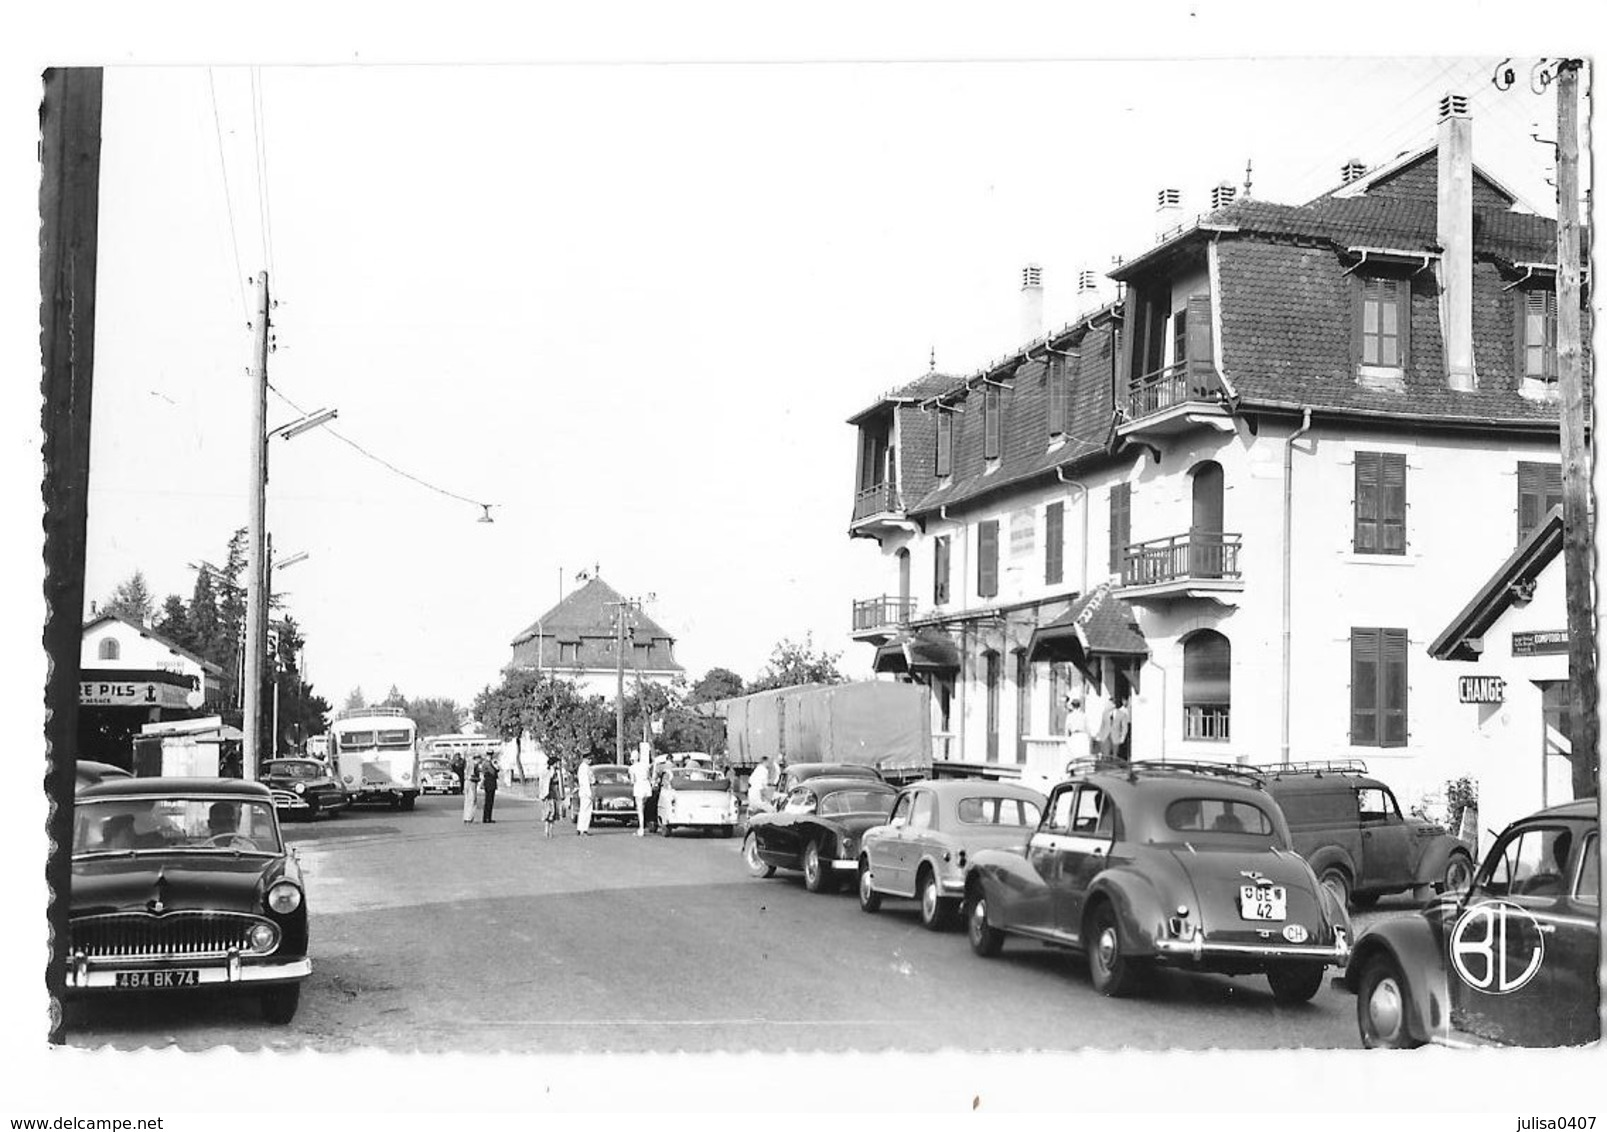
[873,627,961,675]
[1027,584,1149,679]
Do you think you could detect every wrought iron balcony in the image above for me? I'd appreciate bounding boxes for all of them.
[1119,532,1243,598]
[851,594,916,639]
[851,481,902,523]
[1122,359,1231,433]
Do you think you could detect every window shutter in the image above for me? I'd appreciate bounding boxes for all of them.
[1045,502,1064,585]
[1047,357,1066,437]
[984,387,1001,460]
[1185,293,1214,397]
[978,520,999,598]
[1350,628,1380,746]
[1517,462,1562,541]
[935,411,952,477]
[1381,452,1406,553]
[1380,628,1409,747]
[934,536,950,605]
[1109,482,1131,576]
[1354,452,1380,552]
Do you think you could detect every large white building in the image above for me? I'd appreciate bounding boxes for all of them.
[506,574,684,699]
[847,96,1586,825]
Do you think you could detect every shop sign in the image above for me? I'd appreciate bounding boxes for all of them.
[1511,630,1569,657]
[80,679,193,709]
[1457,675,1507,704]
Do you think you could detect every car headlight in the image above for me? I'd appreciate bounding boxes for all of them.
[294,782,307,795]
[248,923,278,953]
[267,882,303,914]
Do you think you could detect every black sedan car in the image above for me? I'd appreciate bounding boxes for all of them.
[743,777,899,893]
[261,758,349,820]
[67,778,311,1024]
[571,764,637,825]
[1344,797,1598,1048]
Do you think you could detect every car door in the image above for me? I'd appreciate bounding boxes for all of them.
[1546,826,1600,1046]
[1019,786,1078,936]
[1356,785,1411,892]
[763,787,813,864]
[901,789,940,895]
[872,792,916,894]
[1054,786,1116,940]
[1448,822,1574,1046]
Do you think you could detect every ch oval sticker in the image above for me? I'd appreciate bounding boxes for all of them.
[1281,924,1309,943]
[1449,899,1546,994]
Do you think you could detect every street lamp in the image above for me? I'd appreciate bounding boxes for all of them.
[267,550,308,760]
[270,407,338,441]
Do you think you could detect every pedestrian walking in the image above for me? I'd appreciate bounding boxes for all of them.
[576,754,595,835]
[481,751,500,823]
[541,763,562,838]
[462,754,481,823]
[630,750,651,836]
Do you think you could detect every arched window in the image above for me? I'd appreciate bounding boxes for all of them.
[98,637,120,661]
[1182,630,1230,741]
[1189,460,1227,577]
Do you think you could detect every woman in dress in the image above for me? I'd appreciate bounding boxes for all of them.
[630,750,651,837]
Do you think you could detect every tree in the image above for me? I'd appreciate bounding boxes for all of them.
[345,686,367,711]
[188,566,220,663]
[474,670,611,775]
[689,667,745,703]
[156,594,190,648]
[379,684,406,709]
[408,696,463,737]
[749,633,846,692]
[102,570,155,624]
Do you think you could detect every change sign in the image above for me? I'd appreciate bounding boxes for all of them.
[1458,675,1507,704]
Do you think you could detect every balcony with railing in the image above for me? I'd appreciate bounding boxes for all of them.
[849,480,908,538]
[1184,704,1231,742]
[1118,531,1244,600]
[851,594,916,642]
[1120,358,1232,436]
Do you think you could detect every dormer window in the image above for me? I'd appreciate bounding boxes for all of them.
[1355,276,1410,375]
[1519,288,1559,384]
[983,386,1001,460]
[1047,356,1067,437]
[935,409,953,477]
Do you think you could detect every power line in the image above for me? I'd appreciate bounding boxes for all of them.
[207,68,249,320]
[250,67,279,283]
[267,382,495,514]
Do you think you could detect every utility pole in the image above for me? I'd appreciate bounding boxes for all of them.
[605,595,645,764]
[243,271,271,780]
[40,65,104,1047]
[1553,60,1597,798]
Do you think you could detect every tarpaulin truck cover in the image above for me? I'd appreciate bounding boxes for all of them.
[722,681,930,775]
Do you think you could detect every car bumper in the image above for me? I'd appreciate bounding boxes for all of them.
[66,955,313,990]
[1154,931,1350,966]
[828,858,859,872]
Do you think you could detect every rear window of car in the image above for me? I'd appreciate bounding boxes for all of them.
[265,761,322,780]
[957,796,1042,827]
[1165,797,1275,836]
[819,789,896,817]
[593,767,630,785]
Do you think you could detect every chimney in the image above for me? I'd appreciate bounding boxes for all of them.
[1020,264,1044,343]
[1437,93,1476,391]
[1341,158,1367,185]
[1155,187,1182,241]
[1076,268,1101,315]
[1209,182,1237,211]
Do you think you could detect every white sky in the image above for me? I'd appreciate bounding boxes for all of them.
[69,54,1580,709]
[5,3,1603,1114]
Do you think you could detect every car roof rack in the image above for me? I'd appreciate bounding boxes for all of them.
[1253,759,1370,778]
[1125,759,1267,787]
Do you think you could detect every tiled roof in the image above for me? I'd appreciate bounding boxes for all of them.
[82,611,226,675]
[847,371,965,425]
[508,576,684,675]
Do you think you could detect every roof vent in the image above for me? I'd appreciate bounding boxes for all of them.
[1156,188,1182,210]
[1021,264,1042,289]
[1077,269,1098,294]
[1341,158,1367,184]
[1438,92,1470,122]
[1209,182,1237,211]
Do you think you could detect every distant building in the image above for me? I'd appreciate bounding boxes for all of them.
[78,611,226,767]
[508,575,684,698]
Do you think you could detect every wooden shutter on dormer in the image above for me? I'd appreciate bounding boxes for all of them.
[1185,292,1215,398]
[935,410,952,477]
[984,386,1001,460]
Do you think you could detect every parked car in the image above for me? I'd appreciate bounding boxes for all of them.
[571,763,636,825]
[260,758,349,820]
[858,779,1046,930]
[772,762,885,799]
[962,760,1352,1002]
[66,777,311,1023]
[418,757,462,795]
[743,777,899,892]
[1256,760,1475,909]
[658,765,739,837]
[75,760,133,792]
[1344,797,1598,1048]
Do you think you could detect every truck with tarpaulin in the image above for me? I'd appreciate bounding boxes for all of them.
[717,681,932,787]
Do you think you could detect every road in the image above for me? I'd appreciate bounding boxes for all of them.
[64,787,1387,1052]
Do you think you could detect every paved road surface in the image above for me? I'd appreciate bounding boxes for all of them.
[66,788,1379,1052]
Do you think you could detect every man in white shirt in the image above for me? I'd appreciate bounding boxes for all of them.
[576,754,595,836]
[746,756,774,814]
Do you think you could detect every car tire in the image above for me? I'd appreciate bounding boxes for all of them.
[400,795,415,811]
[1356,955,1424,1049]
[1350,892,1380,911]
[1319,866,1352,910]
[1266,963,1325,1005]
[720,825,734,839]
[917,866,955,931]
[966,888,1004,958]
[1442,851,1474,895]
[1086,900,1140,998]
[660,822,673,838]
[803,840,834,894]
[857,860,882,913]
[261,983,301,1025]
[743,832,775,879]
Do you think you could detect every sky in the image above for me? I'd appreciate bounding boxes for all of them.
[64,53,1580,712]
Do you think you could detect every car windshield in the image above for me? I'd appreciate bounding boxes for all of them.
[957,796,1042,827]
[1164,796,1276,837]
[671,770,723,785]
[818,789,896,817]
[264,761,323,780]
[593,767,630,785]
[74,797,283,855]
[421,760,453,773]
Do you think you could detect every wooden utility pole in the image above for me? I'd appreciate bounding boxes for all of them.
[40,66,104,1045]
[606,595,643,764]
[1554,61,1597,798]
[243,272,270,780]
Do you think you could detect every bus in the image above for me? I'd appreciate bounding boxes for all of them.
[331,707,421,810]
[423,734,501,763]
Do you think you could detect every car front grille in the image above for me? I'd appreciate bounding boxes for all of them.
[69,912,276,961]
